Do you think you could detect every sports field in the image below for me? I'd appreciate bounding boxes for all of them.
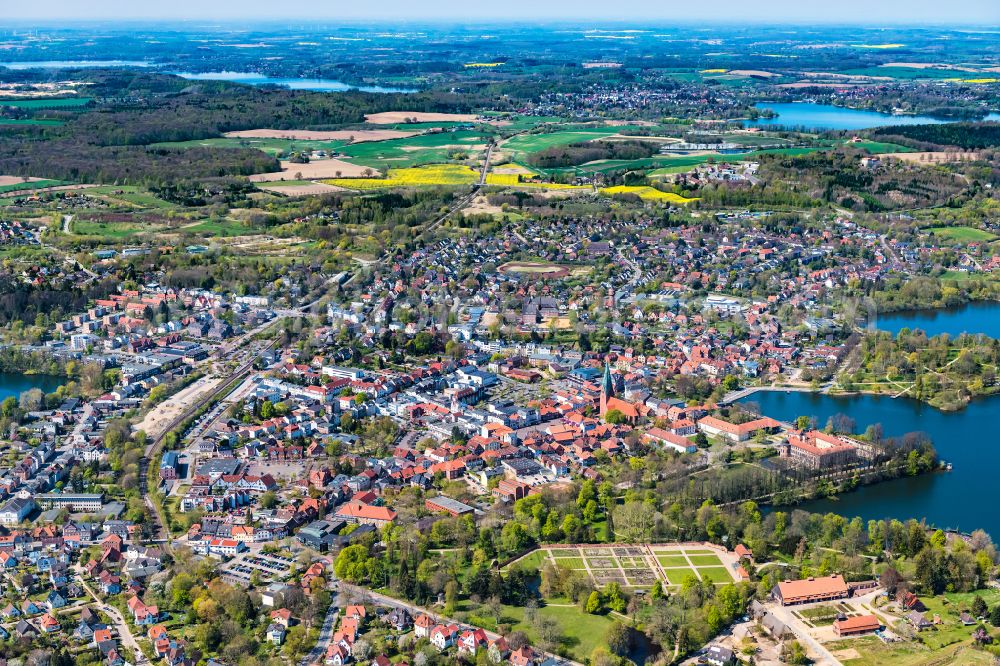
[516,543,739,590]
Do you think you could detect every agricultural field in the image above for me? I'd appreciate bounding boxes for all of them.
[153,136,351,157]
[0,97,92,109]
[501,125,648,156]
[512,544,739,591]
[0,177,66,194]
[0,118,64,126]
[601,186,698,204]
[325,164,480,190]
[339,129,489,168]
[924,226,997,243]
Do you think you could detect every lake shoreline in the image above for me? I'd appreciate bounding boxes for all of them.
[737,389,1000,536]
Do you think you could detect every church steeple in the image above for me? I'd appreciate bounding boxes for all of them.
[600,362,614,416]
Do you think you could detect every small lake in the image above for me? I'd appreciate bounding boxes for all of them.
[172,71,415,93]
[0,60,152,70]
[0,372,63,402]
[738,390,1000,536]
[877,301,1000,339]
[746,102,1000,131]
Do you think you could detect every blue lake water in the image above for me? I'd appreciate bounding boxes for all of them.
[0,372,64,402]
[877,301,1000,339]
[173,71,415,93]
[746,102,1000,131]
[739,390,1000,536]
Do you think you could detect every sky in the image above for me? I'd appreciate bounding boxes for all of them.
[3,0,998,24]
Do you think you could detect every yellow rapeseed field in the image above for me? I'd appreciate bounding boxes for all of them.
[325,164,480,190]
[601,185,698,204]
[325,164,590,191]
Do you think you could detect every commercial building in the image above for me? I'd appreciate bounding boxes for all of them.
[833,615,881,637]
[773,575,849,606]
[35,493,104,512]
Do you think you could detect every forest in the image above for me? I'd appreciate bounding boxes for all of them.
[873,122,1000,150]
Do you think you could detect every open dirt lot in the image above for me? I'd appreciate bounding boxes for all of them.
[135,374,226,440]
[256,182,350,196]
[224,128,418,143]
[364,111,482,124]
[248,158,377,182]
[728,69,780,77]
[0,176,46,186]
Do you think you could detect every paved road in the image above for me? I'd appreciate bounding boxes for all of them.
[76,569,150,665]
[301,597,341,666]
[769,604,843,666]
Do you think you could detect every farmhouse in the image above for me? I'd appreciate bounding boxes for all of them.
[833,614,881,637]
[773,574,849,606]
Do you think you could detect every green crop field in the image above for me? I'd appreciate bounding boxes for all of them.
[847,140,915,153]
[0,118,65,126]
[0,179,64,193]
[152,136,350,157]
[0,97,92,109]
[843,66,968,80]
[502,125,648,155]
[925,226,997,243]
[340,129,489,168]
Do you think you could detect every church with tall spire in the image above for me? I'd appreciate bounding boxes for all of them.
[599,362,614,417]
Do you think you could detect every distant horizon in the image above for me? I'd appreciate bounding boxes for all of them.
[1,0,998,25]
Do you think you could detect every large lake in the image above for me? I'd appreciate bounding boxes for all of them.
[877,301,1000,339]
[739,390,1000,536]
[173,71,415,93]
[0,372,63,402]
[746,102,1000,131]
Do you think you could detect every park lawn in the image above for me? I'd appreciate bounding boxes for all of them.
[925,226,997,243]
[465,600,616,661]
[657,555,690,567]
[681,549,716,555]
[662,567,697,586]
[697,567,733,584]
[688,554,724,566]
[552,557,586,570]
[506,549,547,571]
